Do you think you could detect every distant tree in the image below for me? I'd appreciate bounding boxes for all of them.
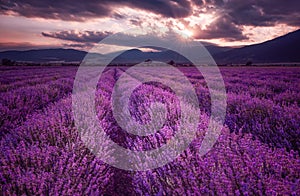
[168,60,175,65]
[1,58,15,66]
[246,61,253,66]
[145,59,152,62]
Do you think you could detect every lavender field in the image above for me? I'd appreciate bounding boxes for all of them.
[0,65,299,195]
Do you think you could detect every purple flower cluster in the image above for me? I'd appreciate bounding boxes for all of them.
[0,65,299,195]
[0,66,76,138]
[222,67,300,152]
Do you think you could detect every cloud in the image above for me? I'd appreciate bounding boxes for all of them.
[193,15,248,41]
[62,43,94,49]
[188,0,300,41]
[0,0,192,21]
[199,0,300,27]
[41,29,198,50]
[129,19,143,26]
[42,30,112,43]
[0,0,111,21]
[123,0,192,18]
[1,0,299,45]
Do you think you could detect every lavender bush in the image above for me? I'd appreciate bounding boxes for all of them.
[0,65,299,195]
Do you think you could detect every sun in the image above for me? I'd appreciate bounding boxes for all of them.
[180,29,194,38]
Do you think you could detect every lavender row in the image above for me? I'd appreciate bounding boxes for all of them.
[181,67,300,152]
[0,97,115,195]
[0,65,299,195]
[0,66,77,84]
[0,78,74,137]
[94,67,300,195]
[132,128,299,195]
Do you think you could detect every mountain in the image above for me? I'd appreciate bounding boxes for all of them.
[214,29,300,64]
[109,49,190,64]
[0,48,87,62]
[1,29,299,64]
[200,42,233,56]
[0,47,191,64]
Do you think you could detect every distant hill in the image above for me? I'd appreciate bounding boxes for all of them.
[201,42,233,56]
[110,49,190,64]
[1,29,299,64]
[214,29,300,64]
[0,48,87,62]
[0,48,193,64]
[0,46,230,65]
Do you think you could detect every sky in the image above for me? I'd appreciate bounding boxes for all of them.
[0,0,299,51]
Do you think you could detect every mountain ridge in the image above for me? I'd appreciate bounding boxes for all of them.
[1,29,299,64]
[214,29,300,64]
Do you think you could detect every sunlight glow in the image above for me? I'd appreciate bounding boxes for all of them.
[180,29,194,38]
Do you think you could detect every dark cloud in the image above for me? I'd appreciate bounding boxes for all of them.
[62,43,94,49]
[1,0,299,44]
[0,0,112,21]
[122,0,192,18]
[198,0,300,27]
[189,0,300,41]
[224,1,297,26]
[130,19,143,26]
[193,15,248,41]
[0,0,192,21]
[0,0,299,27]
[42,31,112,43]
[43,29,188,48]
[112,12,126,19]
